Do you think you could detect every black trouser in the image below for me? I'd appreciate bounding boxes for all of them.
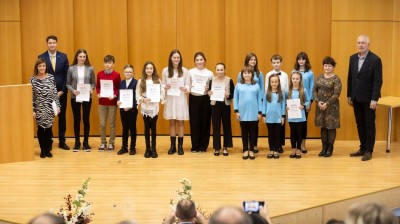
[267,123,281,151]
[120,108,138,148]
[71,98,92,143]
[302,111,308,139]
[240,121,258,152]
[37,126,52,153]
[189,94,211,151]
[353,100,376,152]
[211,102,233,150]
[289,122,305,149]
[56,92,68,143]
[143,115,158,147]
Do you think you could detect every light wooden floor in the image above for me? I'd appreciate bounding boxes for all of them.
[0,137,399,224]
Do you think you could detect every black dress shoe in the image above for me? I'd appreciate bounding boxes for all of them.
[267,154,274,159]
[278,147,284,153]
[191,148,199,153]
[59,143,70,150]
[82,142,91,152]
[295,154,302,159]
[73,142,81,152]
[223,148,228,156]
[40,152,46,158]
[129,148,136,155]
[242,155,249,160]
[274,154,280,159]
[361,152,372,161]
[46,151,53,158]
[350,150,365,157]
[214,150,220,156]
[117,147,129,155]
[253,147,259,153]
[289,153,296,158]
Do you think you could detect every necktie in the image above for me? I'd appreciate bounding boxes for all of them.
[51,55,56,71]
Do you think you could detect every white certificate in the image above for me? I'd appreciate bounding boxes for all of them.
[75,83,90,102]
[100,80,114,98]
[191,74,208,94]
[167,78,182,96]
[52,100,58,116]
[210,81,225,101]
[146,83,160,102]
[287,99,302,119]
[119,89,133,108]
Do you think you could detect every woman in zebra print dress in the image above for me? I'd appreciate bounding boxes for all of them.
[30,58,61,158]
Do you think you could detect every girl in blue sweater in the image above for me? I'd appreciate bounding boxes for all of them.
[287,71,310,159]
[234,66,263,160]
[263,74,286,159]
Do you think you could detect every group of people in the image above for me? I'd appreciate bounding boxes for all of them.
[31,35,382,161]
[28,201,399,224]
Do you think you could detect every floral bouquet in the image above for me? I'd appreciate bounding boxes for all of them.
[54,178,94,224]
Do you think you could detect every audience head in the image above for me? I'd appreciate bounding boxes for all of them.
[209,206,252,224]
[117,220,137,224]
[345,203,398,224]
[249,213,268,224]
[175,199,197,222]
[28,213,65,224]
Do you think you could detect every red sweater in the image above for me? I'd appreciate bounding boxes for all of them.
[96,70,121,106]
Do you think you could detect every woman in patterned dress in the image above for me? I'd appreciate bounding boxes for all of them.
[313,56,342,157]
[31,58,61,158]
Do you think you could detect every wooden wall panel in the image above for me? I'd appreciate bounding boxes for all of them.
[395,0,400,21]
[74,0,128,136]
[332,0,393,21]
[127,0,177,135]
[392,23,400,141]
[331,22,393,140]
[0,23,22,85]
[0,0,19,21]
[278,0,332,138]
[225,0,279,136]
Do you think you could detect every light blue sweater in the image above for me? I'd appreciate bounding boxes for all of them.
[286,89,310,122]
[292,69,314,102]
[237,71,265,97]
[262,92,286,124]
[234,83,263,121]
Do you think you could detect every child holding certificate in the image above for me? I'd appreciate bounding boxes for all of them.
[136,61,164,158]
[262,74,285,159]
[286,71,310,159]
[116,64,138,156]
[208,63,234,156]
[188,52,214,153]
[162,49,190,155]
[96,55,121,152]
[234,66,263,160]
[237,53,264,153]
[66,49,96,152]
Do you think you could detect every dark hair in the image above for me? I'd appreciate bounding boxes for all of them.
[239,66,255,84]
[216,62,226,69]
[249,213,269,224]
[194,52,207,62]
[104,55,115,63]
[289,71,305,104]
[33,58,47,76]
[271,54,283,62]
[326,219,344,224]
[176,199,196,221]
[71,49,91,66]
[28,213,66,224]
[140,61,160,94]
[266,74,283,103]
[168,49,183,78]
[244,52,260,77]
[294,52,312,71]
[46,35,57,42]
[322,56,336,67]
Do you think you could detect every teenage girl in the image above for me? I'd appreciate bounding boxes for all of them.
[162,49,190,155]
[188,52,213,153]
[208,63,234,156]
[293,52,314,153]
[237,53,264,153]
[136,61,164,158]
[263,74,286,159]
[287,71,310,159]
[234,66,263,160]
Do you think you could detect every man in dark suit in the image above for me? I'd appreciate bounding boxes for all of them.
[38,35,70,150]
[347,35,383,161]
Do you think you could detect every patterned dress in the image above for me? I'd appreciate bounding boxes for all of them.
[313,74,342,129]
[30,74,61,128]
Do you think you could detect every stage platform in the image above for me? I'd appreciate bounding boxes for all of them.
[0,137,399,224]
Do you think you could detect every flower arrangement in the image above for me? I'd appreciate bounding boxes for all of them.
[54,178,94,224]
[169,178,210,220]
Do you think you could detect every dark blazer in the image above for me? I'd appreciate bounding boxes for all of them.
[119,78,138,109]
[347,51,383,102]
[38,51,69,93]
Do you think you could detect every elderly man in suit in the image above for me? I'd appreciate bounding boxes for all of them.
[38,35,70,150]
[347,35,383,161]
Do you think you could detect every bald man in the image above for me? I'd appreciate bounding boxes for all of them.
[347,35,383,161]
